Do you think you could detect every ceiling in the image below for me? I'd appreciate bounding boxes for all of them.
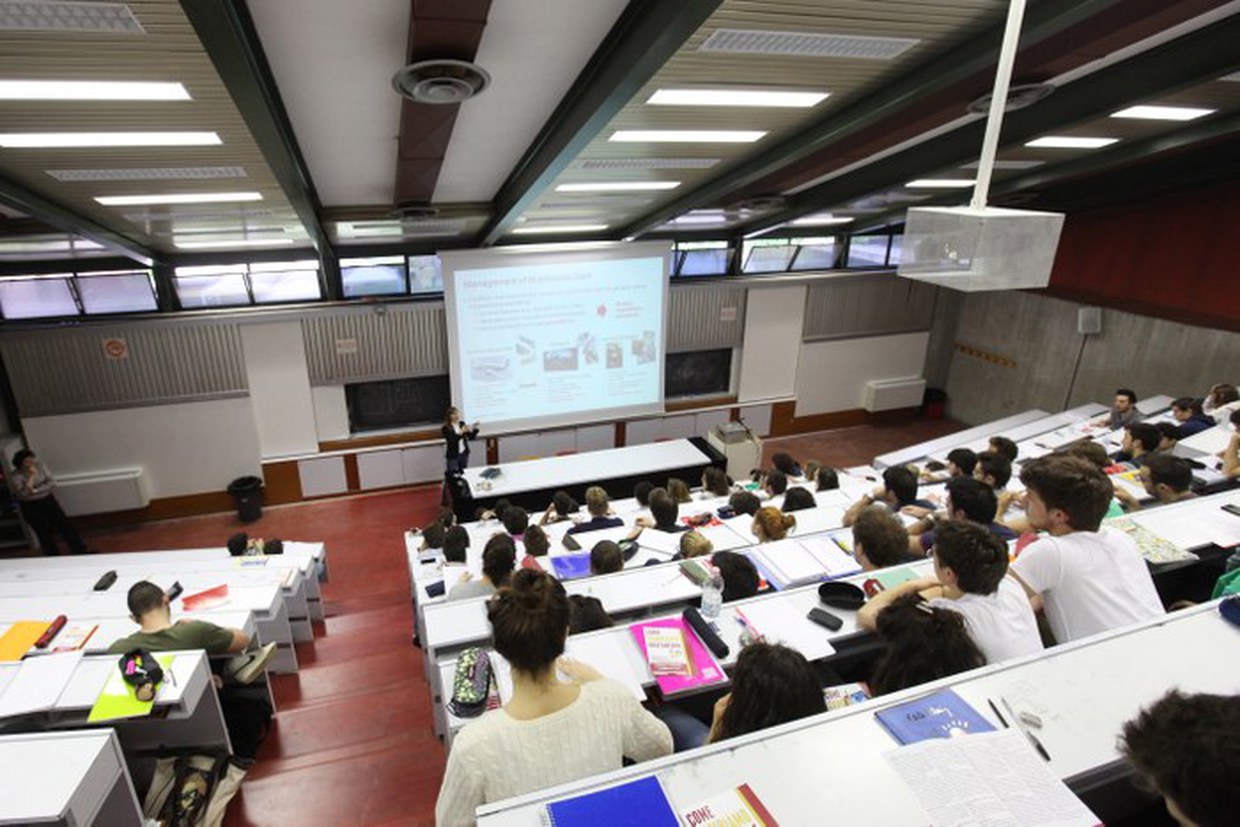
[0,0,1238,267]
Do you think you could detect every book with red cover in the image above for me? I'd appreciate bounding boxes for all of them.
[181,584,230,612]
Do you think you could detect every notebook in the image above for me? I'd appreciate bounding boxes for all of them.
[680,783,779,827]
[630,617,725,696]
[544,775,678,827]
[550,553,592,580]
[875,688,996,745]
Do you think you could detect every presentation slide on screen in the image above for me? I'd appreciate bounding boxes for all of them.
[443,244,669,434]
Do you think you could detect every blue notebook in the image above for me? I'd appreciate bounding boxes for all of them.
[545,775,678,827]
[875,688,996,745]
[550,553,592,580]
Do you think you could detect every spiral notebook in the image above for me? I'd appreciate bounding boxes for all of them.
[544,775,678,827]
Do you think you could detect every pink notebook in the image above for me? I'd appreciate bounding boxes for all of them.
[630,617,725,696]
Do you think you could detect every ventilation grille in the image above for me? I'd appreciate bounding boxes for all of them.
[0,1,144,32]
[669,284,746,352]
[122,208,275,223]
[302,305,447,385]
[700,29,919,60]
[804,277,937,340]
[48,166,247,182]
[577,158,720,170]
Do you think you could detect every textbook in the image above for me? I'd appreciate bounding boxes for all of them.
[544,774,678,827]
[681,783,779,827]
[181,584,230,612]
[550,553,592,581]
[641,626,693,677]
[875,688,996,745]
[823,682,871,710]
[630,617,725,695]
[50,623,98,653]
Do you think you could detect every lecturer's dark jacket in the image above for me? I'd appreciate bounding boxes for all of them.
[441,424,480,459]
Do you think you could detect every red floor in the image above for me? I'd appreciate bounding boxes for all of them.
[22,418,963,826]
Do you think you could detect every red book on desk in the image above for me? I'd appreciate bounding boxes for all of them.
[181,584,230,611]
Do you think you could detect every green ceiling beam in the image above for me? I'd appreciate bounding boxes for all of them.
[477,0,722,246]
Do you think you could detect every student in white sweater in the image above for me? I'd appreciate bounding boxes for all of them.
[435,569,672,826]
[1010,455,1164,643]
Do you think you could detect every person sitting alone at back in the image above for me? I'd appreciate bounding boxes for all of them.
[920,448,976,483]
[567,486,624,535]
[707,642,824,743]
[435,570,672,825]
[852,505,918,572]
[448,534,516,601]
[1009,455,1164,643]
[1120,690,1240,827]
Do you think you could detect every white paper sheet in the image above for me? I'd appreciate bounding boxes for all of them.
[564,634,647,700]
[750,540,822,587]
[735,600,836,661]
[798,536,862,579]
[885,729,1101,827]
[0,651,84,718]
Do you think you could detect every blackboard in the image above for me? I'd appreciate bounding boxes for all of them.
[346,375,450,432]
[666,349,732,399]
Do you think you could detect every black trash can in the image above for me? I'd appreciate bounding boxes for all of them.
[227,476,264,523]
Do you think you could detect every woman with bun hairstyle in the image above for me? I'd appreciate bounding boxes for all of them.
[752,505,796,542]
[435,570,672,825]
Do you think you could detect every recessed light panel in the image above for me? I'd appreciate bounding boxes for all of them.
[0,80,188,100]
[0,132,220,148]
[906,179,976,188]
[96,192,263,206]
[791,213,854,226]
[1025,136,1118,149]
[1110,105,1216,121]
[0,1,144,33]
[174,237,295,250]
[47,166,245,182]
[610,130,766,143]
[510,224,608,235]
[648,88,828,107]
[555,182,679,192]
[699,29,918,60]
[577,158,719,170]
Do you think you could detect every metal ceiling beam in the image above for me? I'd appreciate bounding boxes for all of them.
[0,174,158,266]
[476,0,721,246]
[740,13,1240,237]
[178,0,333,267]
[617,0,1130,239]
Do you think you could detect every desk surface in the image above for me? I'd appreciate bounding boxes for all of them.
[476,602,1240,826]
[0,729,133,824]
[463,440,712,499]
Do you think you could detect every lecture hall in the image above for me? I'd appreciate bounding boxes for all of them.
[0,1,1238,826]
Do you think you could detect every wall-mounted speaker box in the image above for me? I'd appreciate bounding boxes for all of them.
[1078,307,1102,335]
[897,206,1065,292]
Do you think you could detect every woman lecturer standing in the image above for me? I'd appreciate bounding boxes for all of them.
[442,407,480,473]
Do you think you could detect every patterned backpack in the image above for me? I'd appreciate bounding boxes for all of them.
[449,647,496,718]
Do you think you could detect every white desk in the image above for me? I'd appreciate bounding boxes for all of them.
[926,403,1108,462]
[0,610,256,659]
[462,440,712,499]
[873,410,1049,469]
[0,730,142,826]
[1126,489,1240,551]
[476,602,1240,826]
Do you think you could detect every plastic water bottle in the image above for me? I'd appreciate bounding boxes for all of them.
[700,565,723,620]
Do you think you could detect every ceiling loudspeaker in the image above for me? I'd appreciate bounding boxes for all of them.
[1078,307,1102,336]
[897,205,1065,292]
[966,82,1055,114]
[392,59,490,105]
[389,203,439,219]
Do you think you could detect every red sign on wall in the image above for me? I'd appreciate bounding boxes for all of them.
[102,337,129,360]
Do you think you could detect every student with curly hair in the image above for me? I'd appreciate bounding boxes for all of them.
[708,642,824,743]
[865,592,986,696]
[752,505,795,542]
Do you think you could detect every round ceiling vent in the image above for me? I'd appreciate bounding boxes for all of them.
[967,82,1055,114]
[392,59,491,105]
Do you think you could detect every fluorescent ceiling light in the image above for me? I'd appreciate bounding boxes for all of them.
[906,178,976,188]
[647,89,828,108]
[1110,104,1216,121]
[96,192,262,206]
[1025,136,1118,149]
[174,237,295,250]
[790,213,854,226]
[510,224,608,235]
[610,130,766,143]
[555,181,679,192]
[0,80,189,100]
[0,131,220,148]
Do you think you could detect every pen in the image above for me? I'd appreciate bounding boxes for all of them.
[987,698,1008,727]
[1002,697,1051,762]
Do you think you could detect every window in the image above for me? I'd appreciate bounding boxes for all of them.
[345,375,451,433]
[0,269,158,319]
[789,237,838,271]
[174,260,322,308]
[408,255,443,294]
[846,235,892,268]
[888,234,904,266]
[341,256,407,298]
[666,349,732,399]
[741,238,796,274]
[675,241,732,277]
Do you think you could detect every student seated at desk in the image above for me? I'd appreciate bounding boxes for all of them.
[643,492,688,533]
[842,466,932,527]
[1155,421,1181,453]
[860,522,1041,664]
[919,447,975,483]
[713,551,760,602]
[771,451,803,479]
[678,530,713,559]
[443,525,470,565]
[803,459,821,485]
[866,592,986,696]
[988,436,1018,463]
[1203,382,1239,419]
[973,450,1012,492]
[1222,410,1240,479]
[780,487,816,513]
[752,505,795,542]
[520,525,549,572]
[816,467,840,491]
[1113,422,1160,466]
[1170,396,1214,439]
[633,481,654,508]
[448,535,515,601]
[1121,690,1240,827]
[1010,456,1164,644]
[416,522,446,558]
[1095,388,1140,430]
[589,540,624,576]
[538,491,579,526]
[666,477,692,504]
[567,594,613,633]
[1113,453,1197,512]
[728,490,762,517]
[701,466,731,498]
[500,506,529,541]
[566,486,624,535]
[435,570,672,826]
[908,476,1017,556]
[852,505,919,572]
[762,469,788,499]
[707,642,824,744]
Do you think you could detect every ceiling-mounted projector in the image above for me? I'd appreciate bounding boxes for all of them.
[897,205,1064,292]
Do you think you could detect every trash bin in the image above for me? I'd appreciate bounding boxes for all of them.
[923,388,948,420]
[227,476,264,523]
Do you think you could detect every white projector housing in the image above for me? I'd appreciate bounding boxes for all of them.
[897,205,1065,292]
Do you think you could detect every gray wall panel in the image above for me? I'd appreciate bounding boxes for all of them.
[0,321,247,416]
[804,276,938,340]
[302,303,448,385]
[668,284,746,352]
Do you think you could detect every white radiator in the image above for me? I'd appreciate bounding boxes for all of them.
[54,468,150,515]
[863,377,926,412]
